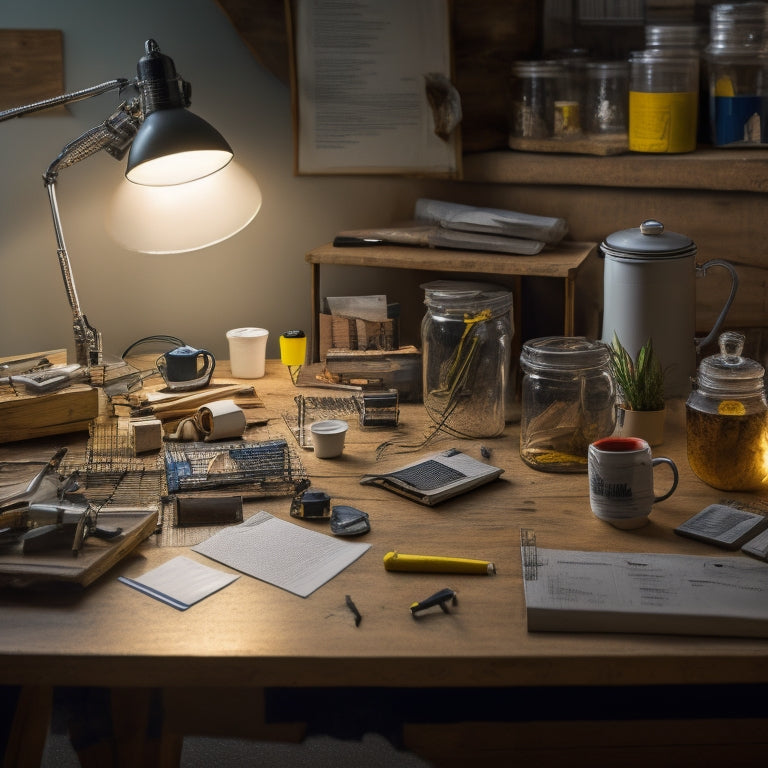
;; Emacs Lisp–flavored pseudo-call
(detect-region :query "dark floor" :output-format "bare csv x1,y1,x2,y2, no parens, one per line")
42,730,433,767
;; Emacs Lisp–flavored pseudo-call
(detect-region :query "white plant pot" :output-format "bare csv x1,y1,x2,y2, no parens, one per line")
614,406,666,447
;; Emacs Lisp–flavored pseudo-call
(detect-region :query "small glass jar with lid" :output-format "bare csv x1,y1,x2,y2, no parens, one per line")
686,331,768,491
509,60,563,139
520,337,616,473
583,61,629,135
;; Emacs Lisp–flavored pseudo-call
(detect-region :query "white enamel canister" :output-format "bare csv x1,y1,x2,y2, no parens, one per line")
600,220,738,398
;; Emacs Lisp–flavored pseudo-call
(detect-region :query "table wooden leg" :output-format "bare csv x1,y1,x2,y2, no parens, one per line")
309,262,321,362
68,687,182,768
112,688,182,768
2,685,52,768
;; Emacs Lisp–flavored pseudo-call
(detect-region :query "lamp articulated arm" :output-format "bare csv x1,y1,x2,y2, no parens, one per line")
2,79,141,368
42,104,142,367
0,40,224,370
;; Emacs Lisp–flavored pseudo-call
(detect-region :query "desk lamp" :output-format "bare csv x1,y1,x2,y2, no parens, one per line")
0,39,261,371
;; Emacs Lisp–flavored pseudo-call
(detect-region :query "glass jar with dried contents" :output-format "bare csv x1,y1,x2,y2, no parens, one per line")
520,337,616,473
686,331,768,491
421,281,513,439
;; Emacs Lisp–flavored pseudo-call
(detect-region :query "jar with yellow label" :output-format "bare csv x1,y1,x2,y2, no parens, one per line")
686,331,768,491
628,48,699,152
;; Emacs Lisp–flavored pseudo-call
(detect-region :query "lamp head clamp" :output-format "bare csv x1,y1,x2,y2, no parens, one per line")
135,39,191,117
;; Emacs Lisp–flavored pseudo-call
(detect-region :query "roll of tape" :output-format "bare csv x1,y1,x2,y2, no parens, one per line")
195,399,246,441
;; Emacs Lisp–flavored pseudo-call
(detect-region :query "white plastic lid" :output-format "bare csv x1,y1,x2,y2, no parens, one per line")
227,327,268,338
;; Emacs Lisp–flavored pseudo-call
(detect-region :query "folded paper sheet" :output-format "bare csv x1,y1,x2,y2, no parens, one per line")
119,555,239,610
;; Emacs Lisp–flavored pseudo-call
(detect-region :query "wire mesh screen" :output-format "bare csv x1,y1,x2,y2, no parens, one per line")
163,438,308,497
61,421,165,512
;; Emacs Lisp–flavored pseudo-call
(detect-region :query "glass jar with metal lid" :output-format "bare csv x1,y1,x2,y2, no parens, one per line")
520,336,616,473
686,331,768,490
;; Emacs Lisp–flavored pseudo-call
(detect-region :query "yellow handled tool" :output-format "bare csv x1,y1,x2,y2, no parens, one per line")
383,551,495,575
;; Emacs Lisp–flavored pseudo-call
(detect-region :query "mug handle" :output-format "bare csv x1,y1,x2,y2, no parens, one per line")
197,350,216,379
652,457,679,503
157,350,216,392
695,259,739,351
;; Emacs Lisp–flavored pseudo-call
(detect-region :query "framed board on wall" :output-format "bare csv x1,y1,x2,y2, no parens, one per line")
286,0,461,177
0,30,64,111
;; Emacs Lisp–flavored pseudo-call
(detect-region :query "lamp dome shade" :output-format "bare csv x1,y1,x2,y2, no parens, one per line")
126,108,233,185
107,160,261,253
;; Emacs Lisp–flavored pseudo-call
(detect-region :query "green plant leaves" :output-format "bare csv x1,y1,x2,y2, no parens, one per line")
609,333,665,411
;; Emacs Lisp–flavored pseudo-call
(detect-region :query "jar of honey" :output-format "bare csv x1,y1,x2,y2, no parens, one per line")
686,331,768,491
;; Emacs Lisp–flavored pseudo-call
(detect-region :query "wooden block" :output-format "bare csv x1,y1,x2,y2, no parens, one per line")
0,384,99,443
131,418,163,453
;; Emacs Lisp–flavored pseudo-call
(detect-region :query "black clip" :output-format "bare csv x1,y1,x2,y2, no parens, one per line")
290,490,331,519
410,587,457,617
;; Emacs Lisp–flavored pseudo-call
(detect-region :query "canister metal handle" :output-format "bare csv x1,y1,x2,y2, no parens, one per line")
695,259,739,350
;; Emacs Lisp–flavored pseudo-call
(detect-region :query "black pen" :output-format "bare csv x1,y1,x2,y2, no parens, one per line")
345,594,362,626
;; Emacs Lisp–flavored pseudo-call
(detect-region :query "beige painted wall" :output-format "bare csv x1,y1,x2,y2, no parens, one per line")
0,0,461,362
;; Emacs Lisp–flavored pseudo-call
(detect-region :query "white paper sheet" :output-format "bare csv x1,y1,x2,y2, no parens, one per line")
191,511,370,597
119,555,239,610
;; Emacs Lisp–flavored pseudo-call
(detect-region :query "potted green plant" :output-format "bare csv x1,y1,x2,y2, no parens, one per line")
608,333,666,446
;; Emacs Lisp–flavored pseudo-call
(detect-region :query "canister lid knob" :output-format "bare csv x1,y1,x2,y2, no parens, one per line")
640,220,664,235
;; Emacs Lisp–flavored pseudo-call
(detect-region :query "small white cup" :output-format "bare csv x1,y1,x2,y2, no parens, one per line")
310,419,348,459
226,327,269,378
588,436,678,530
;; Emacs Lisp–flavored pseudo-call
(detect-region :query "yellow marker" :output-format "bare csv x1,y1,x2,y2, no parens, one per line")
383,551,495,575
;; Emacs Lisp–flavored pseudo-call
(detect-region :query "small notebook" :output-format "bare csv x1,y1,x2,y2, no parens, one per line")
360,448,504,506
674,504,768,551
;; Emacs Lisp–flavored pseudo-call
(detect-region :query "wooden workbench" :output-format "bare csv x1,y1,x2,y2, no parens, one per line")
2,360,768,767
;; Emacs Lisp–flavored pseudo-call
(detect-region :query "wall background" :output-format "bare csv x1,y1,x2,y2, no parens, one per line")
0,0,458,361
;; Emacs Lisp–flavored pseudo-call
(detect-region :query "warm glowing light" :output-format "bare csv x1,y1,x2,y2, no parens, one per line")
126,149,234,186
107,161,261,253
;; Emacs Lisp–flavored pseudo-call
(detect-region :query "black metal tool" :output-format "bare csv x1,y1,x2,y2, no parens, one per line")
410,587,458,617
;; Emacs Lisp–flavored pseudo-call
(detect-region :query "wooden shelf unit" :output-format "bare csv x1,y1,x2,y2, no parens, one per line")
305,240,596,361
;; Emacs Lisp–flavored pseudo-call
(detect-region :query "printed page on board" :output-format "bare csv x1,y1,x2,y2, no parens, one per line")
289,0,460,177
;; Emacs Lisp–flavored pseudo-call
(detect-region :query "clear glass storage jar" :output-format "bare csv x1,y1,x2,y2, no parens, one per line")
628,48,699,152
421,281,513,439
705,2,768,146
583,61,629,135
686,331,768,491
509,60,563,139
520,337,616,473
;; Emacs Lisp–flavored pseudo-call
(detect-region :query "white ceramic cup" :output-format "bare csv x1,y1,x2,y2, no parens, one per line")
310,419,349,459
226,327,269,378
588,436,678,529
